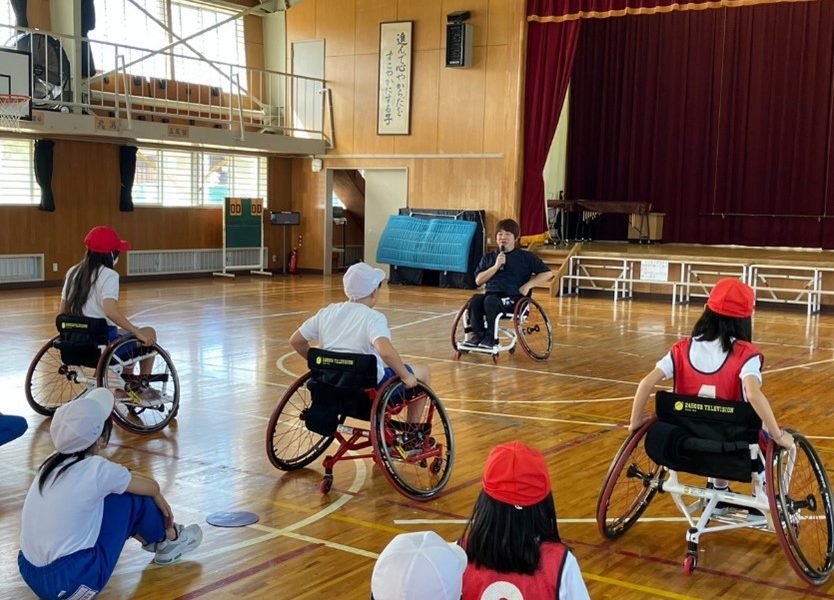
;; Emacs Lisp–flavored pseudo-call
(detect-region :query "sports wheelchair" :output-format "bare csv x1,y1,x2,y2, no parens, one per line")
265,349,455,501
451,293,552,363
25,314,180,434
596,391,834,584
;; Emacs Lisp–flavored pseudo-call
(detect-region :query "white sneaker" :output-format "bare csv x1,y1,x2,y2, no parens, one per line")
153,523,203,565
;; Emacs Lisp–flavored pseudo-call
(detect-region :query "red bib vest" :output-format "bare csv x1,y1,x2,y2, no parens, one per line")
462,542,568,600
670,338,763,402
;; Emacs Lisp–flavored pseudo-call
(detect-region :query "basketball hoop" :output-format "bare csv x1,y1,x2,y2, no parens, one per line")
0,94,30,130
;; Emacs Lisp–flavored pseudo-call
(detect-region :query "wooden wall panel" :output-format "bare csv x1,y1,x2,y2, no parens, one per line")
286,0,318,43
290,161,326,269
352,53,395,154
317,0,357,57
437,45,486,153
356,0,398,55
393,50,440,154
326,55,356,154
397,0,442,51
483,44,509,153
487,0,512,46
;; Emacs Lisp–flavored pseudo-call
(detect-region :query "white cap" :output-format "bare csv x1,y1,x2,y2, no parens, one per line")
371,531,467,600
343,262,385,301
50,388,115,454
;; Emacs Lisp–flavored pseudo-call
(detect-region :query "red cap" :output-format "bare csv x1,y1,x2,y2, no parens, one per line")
707,278,754,318
84,226,131,253
482,441,551,507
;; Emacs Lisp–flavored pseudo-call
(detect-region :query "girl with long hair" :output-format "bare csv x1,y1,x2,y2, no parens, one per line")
18,388,202,599
630,278,795,503
461,441,590,599
61,225,157,378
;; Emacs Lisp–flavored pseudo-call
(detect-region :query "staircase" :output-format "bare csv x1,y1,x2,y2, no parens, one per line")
531,243,580,296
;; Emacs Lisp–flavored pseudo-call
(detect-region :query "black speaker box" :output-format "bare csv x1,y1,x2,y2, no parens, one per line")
445,23,473,68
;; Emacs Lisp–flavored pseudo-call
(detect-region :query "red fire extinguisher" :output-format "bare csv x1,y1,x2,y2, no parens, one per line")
288,234,302,274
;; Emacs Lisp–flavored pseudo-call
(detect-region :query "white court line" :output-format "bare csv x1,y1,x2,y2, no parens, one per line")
113,454,369,575
445,406,619,428
441,395,634,405
403,353,636,386
766,357,834,374
393,517,688,525
275,351,299,378
390,312,457,331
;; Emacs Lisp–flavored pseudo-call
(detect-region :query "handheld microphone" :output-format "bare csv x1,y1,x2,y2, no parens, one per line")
498,245,505,271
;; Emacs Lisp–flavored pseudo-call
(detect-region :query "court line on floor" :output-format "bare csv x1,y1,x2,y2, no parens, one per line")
440,395,634,404
444,406,619,428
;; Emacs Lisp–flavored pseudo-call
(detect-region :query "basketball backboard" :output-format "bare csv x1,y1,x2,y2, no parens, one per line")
0,47,32,120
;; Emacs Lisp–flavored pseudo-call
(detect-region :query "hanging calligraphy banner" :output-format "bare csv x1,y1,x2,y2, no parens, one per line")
377,21,413,135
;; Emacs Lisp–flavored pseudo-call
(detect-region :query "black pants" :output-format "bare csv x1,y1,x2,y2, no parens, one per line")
467,293,520,339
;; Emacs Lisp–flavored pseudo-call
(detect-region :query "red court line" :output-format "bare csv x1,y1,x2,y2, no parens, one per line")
172,543,321,600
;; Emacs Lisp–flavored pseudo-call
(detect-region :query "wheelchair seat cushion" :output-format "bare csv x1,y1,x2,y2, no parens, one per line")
55,314,109,369
644,391,762,482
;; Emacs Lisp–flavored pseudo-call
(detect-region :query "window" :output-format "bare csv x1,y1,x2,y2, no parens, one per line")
135,147,267,207
91,0,246,90
0,139,38,205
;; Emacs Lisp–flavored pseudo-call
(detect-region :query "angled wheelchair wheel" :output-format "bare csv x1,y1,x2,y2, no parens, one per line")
371,380,454,501
25,336,91,416
766,431,834,585
266,372,338,471
98,338,180,434
596,417,665,539
514,297,552,361
450,300,471,354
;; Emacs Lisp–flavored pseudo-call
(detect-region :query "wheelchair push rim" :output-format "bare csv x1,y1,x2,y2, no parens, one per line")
266,372,338,471
25,335,90,416
766,431,834,585
513,296,552,361
98,337,180,434
370,380,454,501
596,417,665,539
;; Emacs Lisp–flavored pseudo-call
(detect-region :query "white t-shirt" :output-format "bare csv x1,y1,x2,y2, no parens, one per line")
560,553,590,600
656,337,763,398
298,301,391,382
61,265,120,326
20,455,131,567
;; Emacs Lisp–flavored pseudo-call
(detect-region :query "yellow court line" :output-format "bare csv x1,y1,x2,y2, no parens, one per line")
583,572,702,600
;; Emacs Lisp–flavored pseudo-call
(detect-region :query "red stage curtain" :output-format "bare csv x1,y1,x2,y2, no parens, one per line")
520,19,580,240
567,1,834,247
528,0,815,21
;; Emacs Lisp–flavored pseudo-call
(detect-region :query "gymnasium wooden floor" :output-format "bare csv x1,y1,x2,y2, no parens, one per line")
1,274,834,599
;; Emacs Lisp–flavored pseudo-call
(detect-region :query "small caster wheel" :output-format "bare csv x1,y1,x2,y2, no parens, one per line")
491,354,498,364
454,351,462,360
509,346,516,354
320,475,333,494
419,459,428,468
430,458,443,474
683,554,697,575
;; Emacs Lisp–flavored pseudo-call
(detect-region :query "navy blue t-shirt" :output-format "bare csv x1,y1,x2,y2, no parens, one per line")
475,248,549,295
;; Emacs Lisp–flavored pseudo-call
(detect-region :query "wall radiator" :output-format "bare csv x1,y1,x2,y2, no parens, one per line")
127,248,267,276
0,253,44,283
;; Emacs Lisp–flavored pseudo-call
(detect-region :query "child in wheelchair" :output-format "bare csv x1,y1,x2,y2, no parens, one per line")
289,262,431,426
61,226,159,398
629,278,794,512
462,219,552,349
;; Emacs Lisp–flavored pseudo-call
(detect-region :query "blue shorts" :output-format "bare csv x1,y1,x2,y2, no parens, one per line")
107,326,140,360
378,364,414,388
